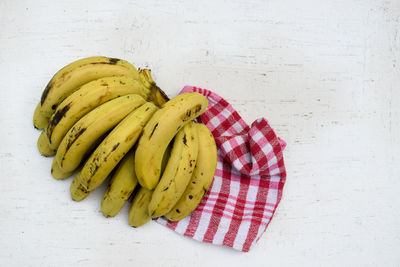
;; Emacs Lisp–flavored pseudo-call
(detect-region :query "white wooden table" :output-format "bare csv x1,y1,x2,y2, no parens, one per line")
1,0,399,266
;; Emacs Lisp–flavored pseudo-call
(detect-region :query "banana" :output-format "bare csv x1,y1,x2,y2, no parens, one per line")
37,131,56,157
101,151,138,217
43,75,149,152
148,122,199,218
165,123,217,221
55,94,145,173
34,56,139,129
70,172,90,201
77,102,158,192
128,187,153,227
33,103,48,129
51,158,74,180
135,92,208,190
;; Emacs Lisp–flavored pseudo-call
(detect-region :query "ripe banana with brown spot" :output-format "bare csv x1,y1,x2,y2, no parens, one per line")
70,172,90,201
77,102,158,192
128,187,153,227
55,94,145,172
101,151,138,217
135,92,208,190
34,56,139,129
43,75,149,153
148,122,198,218
165,123,217,221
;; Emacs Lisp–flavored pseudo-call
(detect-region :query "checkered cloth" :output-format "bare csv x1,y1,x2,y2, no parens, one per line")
156,86,287,252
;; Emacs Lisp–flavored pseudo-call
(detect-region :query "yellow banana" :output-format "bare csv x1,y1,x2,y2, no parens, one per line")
128,187,153,227
101,151,138,218
34,56,139,129
43,75,149,152
165,123,217,221
70,172,90,201
51,158,74,180
148,122,198,218
135,92,208,190
77,102,158,192
55,94,145,172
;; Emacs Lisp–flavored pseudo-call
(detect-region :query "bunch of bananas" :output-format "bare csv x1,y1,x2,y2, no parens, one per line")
34,56,218,227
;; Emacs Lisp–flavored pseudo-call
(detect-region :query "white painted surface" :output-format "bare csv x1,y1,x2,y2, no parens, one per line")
0,0,399,266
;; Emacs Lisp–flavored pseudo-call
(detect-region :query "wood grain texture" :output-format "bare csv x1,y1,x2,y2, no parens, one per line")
0,0,399,266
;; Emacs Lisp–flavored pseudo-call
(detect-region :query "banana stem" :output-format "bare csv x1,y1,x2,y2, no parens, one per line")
138,68,170,107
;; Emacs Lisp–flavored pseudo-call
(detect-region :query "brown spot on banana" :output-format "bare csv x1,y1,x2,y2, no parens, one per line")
183,134,187,145
89,163,99,176
59,69,72,82
108,58,120,65
181,104,203,122
65,128,86,152
87,142,119,178
40,81,53,105
88,60,118,66
96,92,113,106
125,129,140,142
189,160,194,167
104,183,111,195
47,102,72,139
149,123,158,139
138,192,146,203
111,143,120,151
194,105,202,113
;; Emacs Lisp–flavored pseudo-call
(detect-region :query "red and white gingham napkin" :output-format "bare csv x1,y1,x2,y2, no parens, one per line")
156,86,287,252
